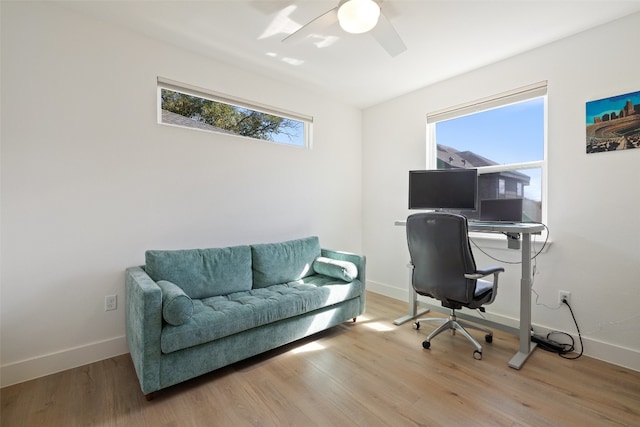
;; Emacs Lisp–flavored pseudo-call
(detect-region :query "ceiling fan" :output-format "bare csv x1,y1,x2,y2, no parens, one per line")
282,0,406,57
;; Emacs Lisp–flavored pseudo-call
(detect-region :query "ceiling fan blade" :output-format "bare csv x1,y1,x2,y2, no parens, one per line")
370,11,406,57
282,7,338,43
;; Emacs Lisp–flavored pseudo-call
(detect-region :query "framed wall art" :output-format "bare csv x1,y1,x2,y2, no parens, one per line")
586,89,640,154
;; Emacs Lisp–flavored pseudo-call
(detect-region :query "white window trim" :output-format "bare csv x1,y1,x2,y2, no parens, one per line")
426,81,547,124
425,81,549,227
476,161,543,174
157,77,313,148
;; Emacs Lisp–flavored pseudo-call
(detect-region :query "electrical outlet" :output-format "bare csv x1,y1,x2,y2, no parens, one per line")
559,290,571,305
105,295,117,311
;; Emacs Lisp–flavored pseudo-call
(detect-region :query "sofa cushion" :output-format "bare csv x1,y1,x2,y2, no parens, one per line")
145,246,252,299
251,236,321,288
160,275,363,354
313,257,358,282
157,280,193,326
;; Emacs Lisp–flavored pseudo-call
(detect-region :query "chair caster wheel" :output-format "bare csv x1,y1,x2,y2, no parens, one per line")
485,334,493,343
413,322,420,330
473,350,482,360
422,340,431,349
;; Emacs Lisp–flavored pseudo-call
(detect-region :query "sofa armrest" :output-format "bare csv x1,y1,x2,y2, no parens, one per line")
321,248,366,285
125,266,163,395
321,249,366,316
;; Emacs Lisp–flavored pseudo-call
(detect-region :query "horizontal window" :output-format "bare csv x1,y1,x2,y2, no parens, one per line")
157,77,312,147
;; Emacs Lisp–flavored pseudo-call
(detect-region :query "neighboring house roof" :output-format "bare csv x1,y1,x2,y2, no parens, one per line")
438,144,494,168
437,144,530,184
161,109,235,135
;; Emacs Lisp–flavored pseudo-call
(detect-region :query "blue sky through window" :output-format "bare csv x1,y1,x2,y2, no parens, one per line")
435,97,544,201
436,97,544,164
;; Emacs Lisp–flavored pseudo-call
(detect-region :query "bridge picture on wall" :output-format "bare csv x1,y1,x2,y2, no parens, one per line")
586,89,640,154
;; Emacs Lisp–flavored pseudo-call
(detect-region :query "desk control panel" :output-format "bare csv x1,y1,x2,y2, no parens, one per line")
506,232,521,249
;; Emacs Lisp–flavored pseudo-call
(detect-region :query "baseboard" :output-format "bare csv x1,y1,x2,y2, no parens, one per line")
3,289,638,387
584,339,640,372
367,285,640,373
1,335,128,388
367,280,408,301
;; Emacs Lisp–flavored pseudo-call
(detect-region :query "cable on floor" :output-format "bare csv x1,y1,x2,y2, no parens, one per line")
536,299,583,360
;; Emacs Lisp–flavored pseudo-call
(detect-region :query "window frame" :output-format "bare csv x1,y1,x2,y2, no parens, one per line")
157,77,313,148
426,81,548,225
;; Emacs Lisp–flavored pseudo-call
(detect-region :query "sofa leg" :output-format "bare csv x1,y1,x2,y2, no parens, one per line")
353,317,357,322
145,392,155,401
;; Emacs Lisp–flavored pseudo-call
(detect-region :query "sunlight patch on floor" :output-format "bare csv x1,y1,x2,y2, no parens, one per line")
291,342,326,354
356,314,394,332
363,321,394,332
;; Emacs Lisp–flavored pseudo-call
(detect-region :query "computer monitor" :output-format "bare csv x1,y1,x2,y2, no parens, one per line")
408,168,478,211
479,198,523,222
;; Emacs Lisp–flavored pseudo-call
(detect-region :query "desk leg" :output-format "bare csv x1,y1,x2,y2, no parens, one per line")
394,264,429,325
393,287,429,325
508,232,537,369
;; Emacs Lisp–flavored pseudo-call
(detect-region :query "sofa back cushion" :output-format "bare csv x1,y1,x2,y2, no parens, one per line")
251,236,321,288
145,245,252,299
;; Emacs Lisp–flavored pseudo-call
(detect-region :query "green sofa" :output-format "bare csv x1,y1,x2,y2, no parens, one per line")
125,236,366,398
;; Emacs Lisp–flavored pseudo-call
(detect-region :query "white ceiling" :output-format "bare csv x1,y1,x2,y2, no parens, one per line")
61,0,640,108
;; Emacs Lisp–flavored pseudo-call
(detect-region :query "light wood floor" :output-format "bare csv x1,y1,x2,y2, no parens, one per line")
2,292,639,426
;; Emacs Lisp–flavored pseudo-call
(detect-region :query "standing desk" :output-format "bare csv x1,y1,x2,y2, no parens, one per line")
394,220,545,370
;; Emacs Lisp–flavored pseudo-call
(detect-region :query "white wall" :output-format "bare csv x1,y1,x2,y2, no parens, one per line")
0,2,362,386
2,2,639,388
363,12,640,371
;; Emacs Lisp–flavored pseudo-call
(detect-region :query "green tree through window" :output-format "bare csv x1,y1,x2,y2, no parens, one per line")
161,89,304,146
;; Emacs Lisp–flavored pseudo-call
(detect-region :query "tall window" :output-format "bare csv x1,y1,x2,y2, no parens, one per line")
426,82,547,223
157,77,312,147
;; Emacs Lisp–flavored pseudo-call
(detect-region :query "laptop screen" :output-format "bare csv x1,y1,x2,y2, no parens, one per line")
480,198,523,222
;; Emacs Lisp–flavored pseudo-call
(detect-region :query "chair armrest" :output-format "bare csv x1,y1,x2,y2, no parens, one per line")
473,266,505,277
125,266,163,395
465,266,504,305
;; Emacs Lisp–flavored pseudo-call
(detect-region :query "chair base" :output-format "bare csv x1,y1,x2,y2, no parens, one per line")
414,310,493,359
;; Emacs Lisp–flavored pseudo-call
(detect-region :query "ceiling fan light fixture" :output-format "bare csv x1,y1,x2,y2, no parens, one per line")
337,0,381,34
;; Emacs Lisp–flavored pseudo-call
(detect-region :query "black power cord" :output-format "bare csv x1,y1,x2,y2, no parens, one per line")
469,223,550,265
534,299,583,359
468,224,584,359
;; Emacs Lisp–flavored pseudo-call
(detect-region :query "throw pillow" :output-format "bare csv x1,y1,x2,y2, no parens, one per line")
157,280,194,326
313,257,358,282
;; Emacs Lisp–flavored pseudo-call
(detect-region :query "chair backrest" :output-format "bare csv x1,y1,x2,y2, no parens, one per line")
406,212,477,308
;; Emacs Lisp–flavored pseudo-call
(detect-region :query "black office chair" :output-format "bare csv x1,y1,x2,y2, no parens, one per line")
406,212,504,359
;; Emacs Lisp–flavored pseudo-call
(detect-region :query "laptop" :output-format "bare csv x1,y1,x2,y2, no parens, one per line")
479,198,523,223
